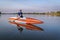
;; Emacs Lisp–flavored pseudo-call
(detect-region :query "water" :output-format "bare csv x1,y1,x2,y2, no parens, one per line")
0,14,60,40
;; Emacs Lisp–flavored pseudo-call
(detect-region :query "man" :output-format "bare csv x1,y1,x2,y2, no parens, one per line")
18,10,23,18
13,10,23,22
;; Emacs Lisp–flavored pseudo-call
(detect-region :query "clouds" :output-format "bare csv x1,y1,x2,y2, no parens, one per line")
0,0,60,13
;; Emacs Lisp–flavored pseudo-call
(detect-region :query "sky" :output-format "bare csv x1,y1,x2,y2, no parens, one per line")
0,0,60,13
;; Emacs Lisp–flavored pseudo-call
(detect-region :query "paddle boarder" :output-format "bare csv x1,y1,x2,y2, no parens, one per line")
13,10,23,22
18,10,23,18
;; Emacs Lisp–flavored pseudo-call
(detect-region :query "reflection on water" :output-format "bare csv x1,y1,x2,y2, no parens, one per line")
0,14,60,40
17,27,23,32
9,21,44,32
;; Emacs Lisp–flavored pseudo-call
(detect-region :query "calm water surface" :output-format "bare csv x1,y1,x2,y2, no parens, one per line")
0,14,60,40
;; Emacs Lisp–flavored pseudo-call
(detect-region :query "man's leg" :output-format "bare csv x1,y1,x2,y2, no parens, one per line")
20,14,23,18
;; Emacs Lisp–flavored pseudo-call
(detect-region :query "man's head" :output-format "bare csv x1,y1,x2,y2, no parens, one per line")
20,10,22,12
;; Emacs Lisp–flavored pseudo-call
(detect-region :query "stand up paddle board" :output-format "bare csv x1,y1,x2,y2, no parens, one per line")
8,17,43,24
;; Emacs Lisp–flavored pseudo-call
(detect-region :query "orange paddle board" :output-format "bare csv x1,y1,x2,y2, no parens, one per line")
8,17,43,24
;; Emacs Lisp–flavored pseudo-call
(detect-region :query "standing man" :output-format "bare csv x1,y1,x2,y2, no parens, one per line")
18,10,23,18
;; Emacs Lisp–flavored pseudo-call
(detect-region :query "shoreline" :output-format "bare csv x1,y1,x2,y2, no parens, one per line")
0,12,60,16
